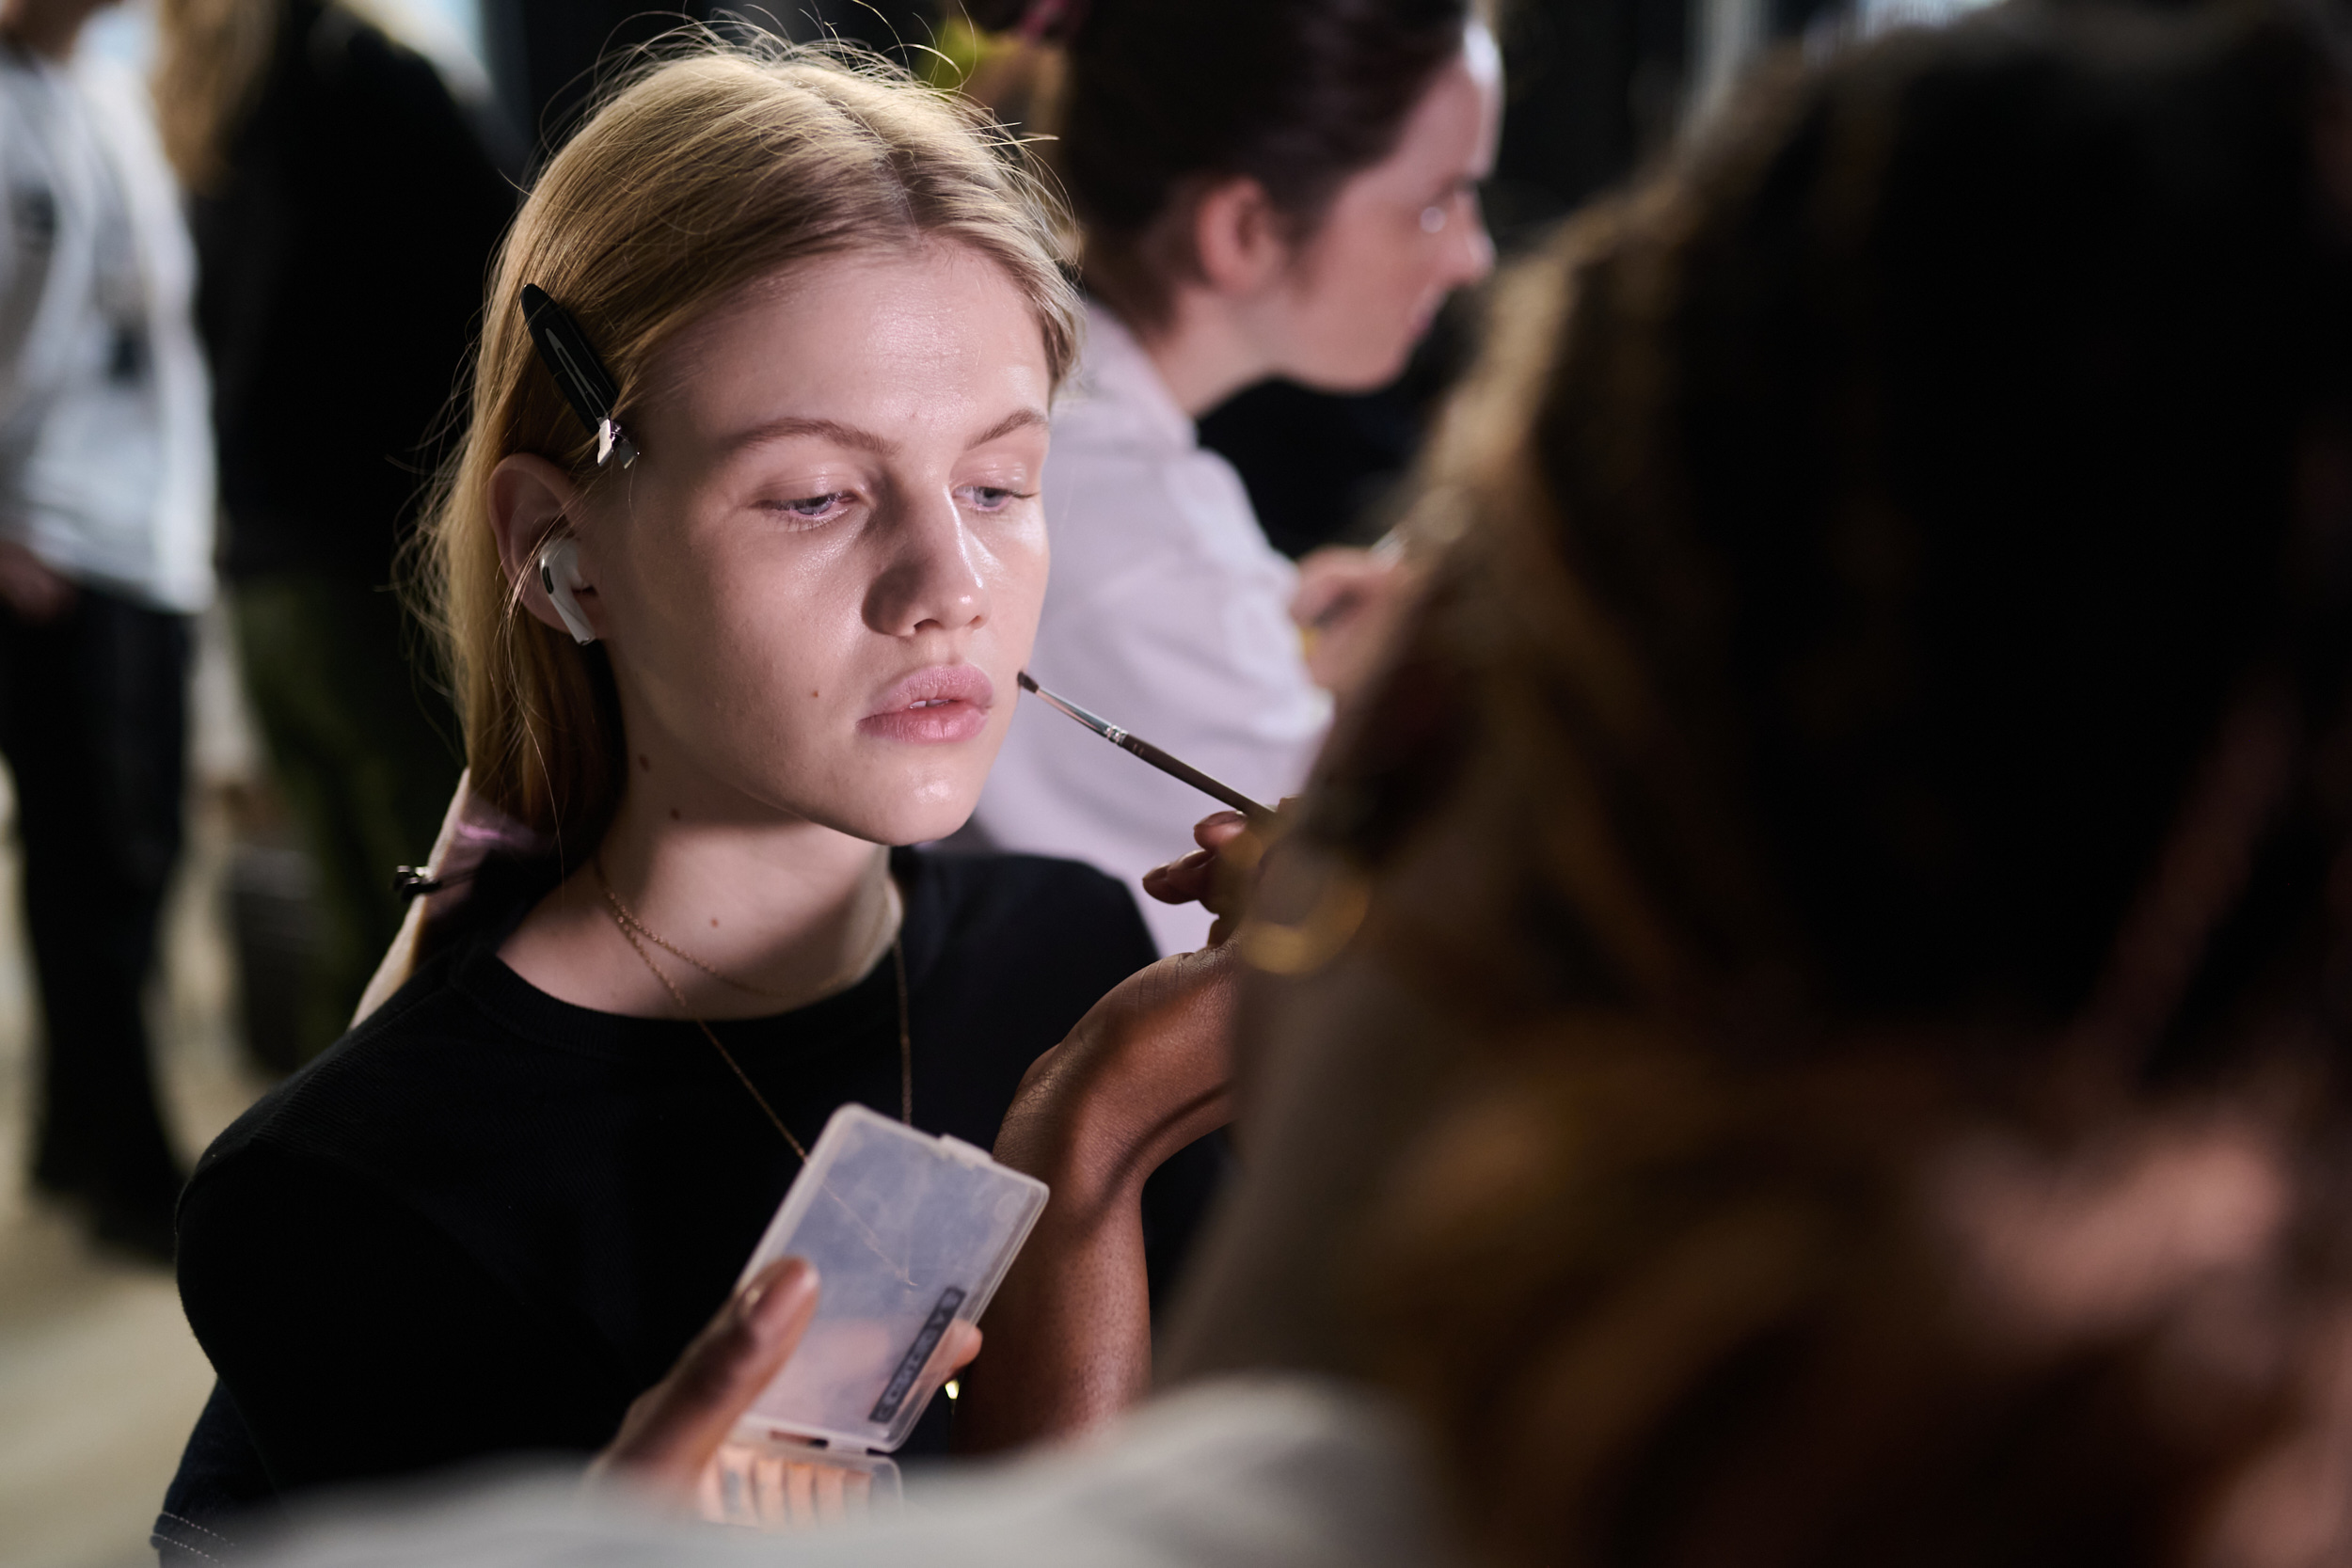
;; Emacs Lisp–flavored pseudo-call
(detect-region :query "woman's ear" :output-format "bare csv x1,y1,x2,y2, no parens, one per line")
1192,176,1288,297
489,453,602,641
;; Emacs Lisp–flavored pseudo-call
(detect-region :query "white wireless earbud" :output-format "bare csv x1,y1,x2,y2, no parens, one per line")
534,537,596,645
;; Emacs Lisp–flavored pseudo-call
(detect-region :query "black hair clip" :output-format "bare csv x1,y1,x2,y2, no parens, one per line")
520,283,638,468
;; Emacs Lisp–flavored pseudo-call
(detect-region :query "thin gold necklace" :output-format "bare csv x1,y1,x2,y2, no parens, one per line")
594,860,912,1162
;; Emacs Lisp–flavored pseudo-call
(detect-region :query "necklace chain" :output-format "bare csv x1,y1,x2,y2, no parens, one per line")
594,861,913,1163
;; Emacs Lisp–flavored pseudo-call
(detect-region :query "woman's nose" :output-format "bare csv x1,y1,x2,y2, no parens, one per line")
862,493,992,638
1450,202,1496,291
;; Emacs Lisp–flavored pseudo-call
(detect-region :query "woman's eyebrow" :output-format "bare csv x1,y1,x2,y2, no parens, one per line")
967,407,1050,448
716,407,1046,456
719,415,889,454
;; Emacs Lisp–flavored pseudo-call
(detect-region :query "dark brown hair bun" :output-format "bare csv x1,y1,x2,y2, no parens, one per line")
967,0,1474,325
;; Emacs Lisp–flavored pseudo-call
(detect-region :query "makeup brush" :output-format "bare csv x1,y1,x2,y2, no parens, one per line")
1017,673,1276,820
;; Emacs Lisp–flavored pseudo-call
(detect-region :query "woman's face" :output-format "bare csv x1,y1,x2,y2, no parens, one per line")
548,245,1054,846
1266,26,1504,390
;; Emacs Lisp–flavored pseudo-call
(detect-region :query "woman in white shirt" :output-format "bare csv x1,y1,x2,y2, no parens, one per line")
0,0,213,1261
966,0,1502,954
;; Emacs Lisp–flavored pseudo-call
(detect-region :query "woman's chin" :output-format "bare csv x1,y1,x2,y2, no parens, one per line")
840,784,988,850
1293,339,1417,397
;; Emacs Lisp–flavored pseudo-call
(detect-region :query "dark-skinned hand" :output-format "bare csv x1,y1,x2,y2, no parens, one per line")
590,1256,979,1524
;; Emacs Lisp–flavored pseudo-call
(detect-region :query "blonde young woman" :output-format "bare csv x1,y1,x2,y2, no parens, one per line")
160,42,1235,1534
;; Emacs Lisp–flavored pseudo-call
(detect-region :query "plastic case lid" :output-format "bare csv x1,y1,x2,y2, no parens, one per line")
731,1103,1050,1453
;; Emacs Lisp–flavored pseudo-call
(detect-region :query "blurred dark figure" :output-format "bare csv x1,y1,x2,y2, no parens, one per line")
1165,0,2352,1560
478,0,929,170
154,0,516,1061
0,0,214,1263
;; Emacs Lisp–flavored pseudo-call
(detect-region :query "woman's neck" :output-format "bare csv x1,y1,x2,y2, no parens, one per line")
1133,289,1279,419
501,790,900,1022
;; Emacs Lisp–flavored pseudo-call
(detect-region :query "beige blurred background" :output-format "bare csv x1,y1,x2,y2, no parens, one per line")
0,609,274,1568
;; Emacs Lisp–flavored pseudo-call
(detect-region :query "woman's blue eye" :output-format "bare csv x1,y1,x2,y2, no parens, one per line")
964,485,1028,511
774,493,846,519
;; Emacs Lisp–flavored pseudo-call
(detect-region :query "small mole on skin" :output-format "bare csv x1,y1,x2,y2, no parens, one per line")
637,753,651,772
669,807,680,821
709,918,719,928
808,689,818,700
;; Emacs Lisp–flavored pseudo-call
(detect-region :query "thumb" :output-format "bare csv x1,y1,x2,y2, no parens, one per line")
591,1257,820,1495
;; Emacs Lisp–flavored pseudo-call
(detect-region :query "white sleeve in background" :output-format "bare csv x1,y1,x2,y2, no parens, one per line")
0,55,89,489
54,56,215,612
0,51,213,611
973,307,1330,955
79,57,215,611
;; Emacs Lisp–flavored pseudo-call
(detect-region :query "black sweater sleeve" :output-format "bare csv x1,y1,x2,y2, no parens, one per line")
176,1145,631,1494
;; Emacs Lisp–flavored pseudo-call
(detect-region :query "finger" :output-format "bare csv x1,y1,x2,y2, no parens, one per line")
911,1319,981,1398
1142,814,1253,906
1289,581,1338,626
1142,847,1217,906
594,1257,819,1492
1193,812,1248,850
1300,584,1372,633
1287,546,1374,625
885,1321,981,1433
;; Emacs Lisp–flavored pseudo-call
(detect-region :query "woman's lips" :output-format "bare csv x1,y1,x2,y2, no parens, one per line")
858,665,995,744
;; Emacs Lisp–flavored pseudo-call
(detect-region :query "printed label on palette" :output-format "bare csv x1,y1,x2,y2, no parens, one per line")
869,1287,966,1422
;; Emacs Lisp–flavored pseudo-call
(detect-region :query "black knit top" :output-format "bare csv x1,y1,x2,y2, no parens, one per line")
163,847,1219,1535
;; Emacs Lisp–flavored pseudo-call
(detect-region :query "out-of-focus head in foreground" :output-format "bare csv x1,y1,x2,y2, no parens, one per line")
1171,0,2352,1561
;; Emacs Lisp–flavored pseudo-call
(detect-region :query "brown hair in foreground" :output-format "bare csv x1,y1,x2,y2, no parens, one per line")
1286,0,2352,1560
414,36,1080,860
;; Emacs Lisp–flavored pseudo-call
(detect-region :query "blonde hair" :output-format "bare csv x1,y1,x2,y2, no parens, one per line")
152,0,282,192
418,41,1082,857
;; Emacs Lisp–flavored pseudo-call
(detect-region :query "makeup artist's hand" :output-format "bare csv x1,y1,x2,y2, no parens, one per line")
1140,811,1256,945
1293,544,1416,707
590,1256,980,1513
961,942,1239,1451
590,1258,820,1497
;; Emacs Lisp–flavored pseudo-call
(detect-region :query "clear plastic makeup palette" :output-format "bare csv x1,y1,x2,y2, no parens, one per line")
729,1102,1050,1457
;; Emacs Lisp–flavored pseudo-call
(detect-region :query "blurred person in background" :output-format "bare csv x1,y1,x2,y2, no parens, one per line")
0,0,213,1263
958,0,1502,955
197,4,2352,1560
152,0,516,1061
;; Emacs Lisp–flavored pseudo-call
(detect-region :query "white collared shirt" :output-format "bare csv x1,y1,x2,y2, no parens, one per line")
0,42,214,612
974,303,1331,954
